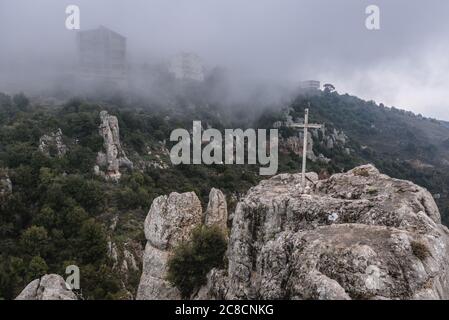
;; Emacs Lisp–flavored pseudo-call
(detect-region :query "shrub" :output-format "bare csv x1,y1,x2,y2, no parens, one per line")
353,167,370,177
20,226,48,256
411,240,430,260
27,256,48,281
78,219,108,264
167,226,227,298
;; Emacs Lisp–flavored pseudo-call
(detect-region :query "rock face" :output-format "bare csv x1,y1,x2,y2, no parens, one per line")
137,188,229,300
108,240,142,274
38,128,67,157
322,128,347,150
280,134,317,161
96,111,133,181
280,127,347,163
15,274,77,300
205,188,228,235
136,192,203,300
199,165,449,300
0,169,12,196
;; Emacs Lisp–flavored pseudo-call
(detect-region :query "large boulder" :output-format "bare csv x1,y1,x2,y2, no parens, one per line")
136,192,203,300
200,164,449,300
15,274,77,300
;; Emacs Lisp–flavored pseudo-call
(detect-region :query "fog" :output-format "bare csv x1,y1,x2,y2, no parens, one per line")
1,0,449,119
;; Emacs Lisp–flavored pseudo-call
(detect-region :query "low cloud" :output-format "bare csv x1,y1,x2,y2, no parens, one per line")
0,0,448,119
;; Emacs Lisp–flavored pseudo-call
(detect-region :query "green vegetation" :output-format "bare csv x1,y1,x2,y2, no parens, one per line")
1,89,448,299
257,91,449,225
411,240,430,261
167,226,227,298
0,93,259,299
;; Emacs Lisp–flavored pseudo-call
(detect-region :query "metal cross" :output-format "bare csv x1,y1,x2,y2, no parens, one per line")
287,105,322,188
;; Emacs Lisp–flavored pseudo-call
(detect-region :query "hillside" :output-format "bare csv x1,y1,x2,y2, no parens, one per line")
258,90,449,225
0,93,262,300
1,89,448,299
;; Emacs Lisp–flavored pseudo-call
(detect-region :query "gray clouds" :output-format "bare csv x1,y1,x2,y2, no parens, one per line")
1,0,448,119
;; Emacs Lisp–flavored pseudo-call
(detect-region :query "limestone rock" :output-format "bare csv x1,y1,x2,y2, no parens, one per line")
0,169,12,196
107,239,142,299
194,269,229,300
16,274,77,300
280,135,317,161
137,192,203,300
200,164,449,300
280,125,347,163
123,246,139,272
321,127,348,150
96,111,133,181
280,136,302,155
38,128,67,157
108,239,142,277
108,241,119,269
205,188,228,235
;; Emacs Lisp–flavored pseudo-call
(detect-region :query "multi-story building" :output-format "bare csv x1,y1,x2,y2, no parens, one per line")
77,26,127,80
300,80,321,91
168,52,205,82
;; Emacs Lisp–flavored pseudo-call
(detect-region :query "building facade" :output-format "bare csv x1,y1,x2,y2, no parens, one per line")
77,26,127,80
300,80,321,91
168,52,205,82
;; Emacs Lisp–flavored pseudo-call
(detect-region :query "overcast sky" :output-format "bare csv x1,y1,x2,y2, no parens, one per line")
1,0,448,119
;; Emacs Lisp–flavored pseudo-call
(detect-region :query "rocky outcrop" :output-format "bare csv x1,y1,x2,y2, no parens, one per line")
322,128,347,150
0,169,12,196
123,244,140,272
136,192,203,300
107,239,142,299
281,137,323,164
108,240,142,274
15,274,77,300
137,187,229,300
199,165,449,300
38,128,67,157
205,188,228,236
280,127,347,163
95,111,133,181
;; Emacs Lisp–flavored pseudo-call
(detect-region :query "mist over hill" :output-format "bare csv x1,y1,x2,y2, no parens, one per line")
2,0,449,119
1,0,449,303
1,81,449,300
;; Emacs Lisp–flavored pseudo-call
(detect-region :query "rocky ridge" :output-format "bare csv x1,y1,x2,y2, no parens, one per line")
15,165,449,300
195,164,449,300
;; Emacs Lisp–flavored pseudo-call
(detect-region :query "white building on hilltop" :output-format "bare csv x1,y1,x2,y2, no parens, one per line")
77,26,127,81
169,52,205,82
300,80,321,91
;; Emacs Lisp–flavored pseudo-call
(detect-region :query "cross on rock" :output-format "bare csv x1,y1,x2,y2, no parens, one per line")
286,104,323,190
